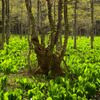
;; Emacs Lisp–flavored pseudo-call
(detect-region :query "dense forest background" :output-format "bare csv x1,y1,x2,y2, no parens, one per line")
0,0,100,37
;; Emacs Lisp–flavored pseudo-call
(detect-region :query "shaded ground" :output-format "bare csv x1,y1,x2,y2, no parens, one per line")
0,67,100,100
0,67,49,91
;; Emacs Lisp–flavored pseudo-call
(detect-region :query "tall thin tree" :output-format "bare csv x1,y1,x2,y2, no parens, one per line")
56,0,62,52
20,1,23,39
37,0,40,35
27,0,32,72
5,0,10,45
1,0,5,49
91,0,94,49
74,0,77,49
40,1,45,48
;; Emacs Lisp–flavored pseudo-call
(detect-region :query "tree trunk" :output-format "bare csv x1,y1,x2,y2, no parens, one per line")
1,0,5,49
60,0,68,61
27,0,33,73
33,46,62,76
25,0,68,76
28,17,32,72
25,28,27,39
53,0,56,32
91,0,94,49
74,0,77,49
56,31,62,52
37,0,40,35
71,21,74,39
5,0,10,45
87,26,89,38
40,1,45,48
56,0,62,52
20,8,23,39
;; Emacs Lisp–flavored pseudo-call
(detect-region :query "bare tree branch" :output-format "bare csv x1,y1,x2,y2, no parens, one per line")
46,0,63,50
54,0,63,45
25,0,36,36
25,0,40,47
46,0,55,31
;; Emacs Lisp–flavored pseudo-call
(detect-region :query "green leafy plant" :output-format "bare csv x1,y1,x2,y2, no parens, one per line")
85,82,96,98
0,90,4,100
4,88,22,100
0,75,8,90
16,78,35,90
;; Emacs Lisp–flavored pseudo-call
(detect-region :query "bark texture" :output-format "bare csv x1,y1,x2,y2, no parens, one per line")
91,0,94,49
33,45,62,75
60,0,68,61
37,0,40,35
74,0,77,49
1,0,5,49
5,0,10,45
25,0,68,76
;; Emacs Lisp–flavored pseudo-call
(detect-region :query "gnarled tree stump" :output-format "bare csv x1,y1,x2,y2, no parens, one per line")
33,45,64,76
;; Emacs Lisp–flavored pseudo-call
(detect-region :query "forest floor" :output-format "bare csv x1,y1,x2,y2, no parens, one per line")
0,67,51,91
0,67,100,100
0,36,100,99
